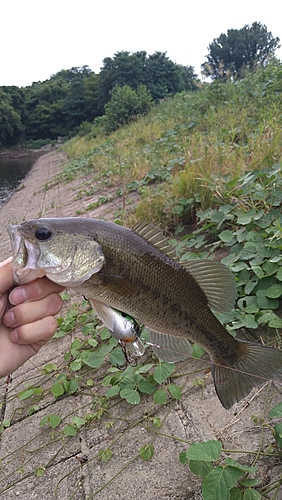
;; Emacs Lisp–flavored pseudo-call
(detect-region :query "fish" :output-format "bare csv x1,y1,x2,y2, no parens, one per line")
8,217,282,409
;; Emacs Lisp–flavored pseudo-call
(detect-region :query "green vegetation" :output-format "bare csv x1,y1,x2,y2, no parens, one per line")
0,53,197,147
1,60,282,498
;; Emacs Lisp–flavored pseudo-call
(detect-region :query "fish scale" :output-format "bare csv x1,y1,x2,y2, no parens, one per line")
8,217,282,409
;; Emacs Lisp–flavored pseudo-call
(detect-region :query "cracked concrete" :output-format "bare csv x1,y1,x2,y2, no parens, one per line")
0,150,281,499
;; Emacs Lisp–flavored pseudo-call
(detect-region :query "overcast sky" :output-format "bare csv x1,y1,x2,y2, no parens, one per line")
1,0,281,88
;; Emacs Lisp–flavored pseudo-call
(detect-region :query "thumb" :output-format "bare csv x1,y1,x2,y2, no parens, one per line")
0,295,7,319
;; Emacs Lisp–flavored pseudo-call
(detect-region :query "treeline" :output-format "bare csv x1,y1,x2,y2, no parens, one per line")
0,51,198,147
1,23,280,148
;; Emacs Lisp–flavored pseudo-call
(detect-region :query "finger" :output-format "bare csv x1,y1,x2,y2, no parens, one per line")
9,277,64,305
0,295,7,317
10,316,59,346
0,260,14,297
0,257,13,268
4,293,63,328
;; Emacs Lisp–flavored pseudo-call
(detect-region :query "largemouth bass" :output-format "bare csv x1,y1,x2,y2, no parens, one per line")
8,217,282,409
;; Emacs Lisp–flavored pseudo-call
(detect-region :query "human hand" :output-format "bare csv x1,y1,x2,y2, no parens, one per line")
0,257,64,378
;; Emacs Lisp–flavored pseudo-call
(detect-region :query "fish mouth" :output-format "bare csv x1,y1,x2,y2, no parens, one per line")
8,224,45,284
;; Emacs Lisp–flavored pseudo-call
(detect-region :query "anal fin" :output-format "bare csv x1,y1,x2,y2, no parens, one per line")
146,329,192,363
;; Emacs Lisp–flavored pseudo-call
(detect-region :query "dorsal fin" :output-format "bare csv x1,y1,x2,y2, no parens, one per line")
132,222,177,259
182,259,236,313
133,222,236,314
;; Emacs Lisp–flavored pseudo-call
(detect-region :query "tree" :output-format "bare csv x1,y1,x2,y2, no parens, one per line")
0,89,23,146
104,84,152,132
98,51,195,110
202,22,280,80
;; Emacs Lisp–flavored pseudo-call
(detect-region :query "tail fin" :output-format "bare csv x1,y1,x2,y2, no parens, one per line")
212,340,282,409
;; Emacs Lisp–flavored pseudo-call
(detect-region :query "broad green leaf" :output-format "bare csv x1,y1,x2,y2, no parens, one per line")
237,296,259,313
49,414,62,429
224,458,257,473
243,314,258,329
265,284,282,298
240,479,261,487
237,210,256,225
269,317,282,328
186,440,222,461
276,267,282,281
105,385,120,398
135,363,154,374
39,416,48,427
138,379,156,394
119,373,140,390
71,339,81,349
88,338,98,347
202,466,243,500
63,424,77,436
243,489,261,500
153,362,174,384
189,459,213,479
139,443,154,461
250,265,264,279
153,417,161,428
100,327,111,340
99,344,114,356
109,347,125,366
120,388,140,404
168,384,182,399
68,379,79,394
153,389,167,404
19,389,34,400
256,290,279,309
51,383,64,397
83,351,104,368
179,451,189,464
219,230,234,242
72,416,86,428
192,344,206,359
262,261,278,275
70,360,82,371
230,488,243,500
269,402,282,419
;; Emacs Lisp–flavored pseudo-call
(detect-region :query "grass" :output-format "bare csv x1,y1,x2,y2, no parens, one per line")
60,60,282,229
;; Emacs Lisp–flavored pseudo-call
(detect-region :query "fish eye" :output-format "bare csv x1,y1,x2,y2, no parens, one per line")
35,226,52,241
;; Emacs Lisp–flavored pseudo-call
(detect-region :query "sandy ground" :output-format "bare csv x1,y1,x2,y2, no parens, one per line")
0,150,281,499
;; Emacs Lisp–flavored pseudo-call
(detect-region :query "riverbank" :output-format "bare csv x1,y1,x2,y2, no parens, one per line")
0,150,66,258
0,150,280,500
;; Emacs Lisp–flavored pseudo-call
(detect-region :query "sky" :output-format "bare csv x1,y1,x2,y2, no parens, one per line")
1,0,281,88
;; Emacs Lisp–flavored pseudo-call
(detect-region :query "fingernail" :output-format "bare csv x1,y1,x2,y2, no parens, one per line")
9,287,27,305
10,330,19,343
4,310,16,326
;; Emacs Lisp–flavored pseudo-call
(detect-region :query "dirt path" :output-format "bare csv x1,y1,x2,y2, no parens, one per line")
0,150,281,499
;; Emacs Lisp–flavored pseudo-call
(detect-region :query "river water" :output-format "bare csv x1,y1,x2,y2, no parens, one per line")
0,153,41,209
